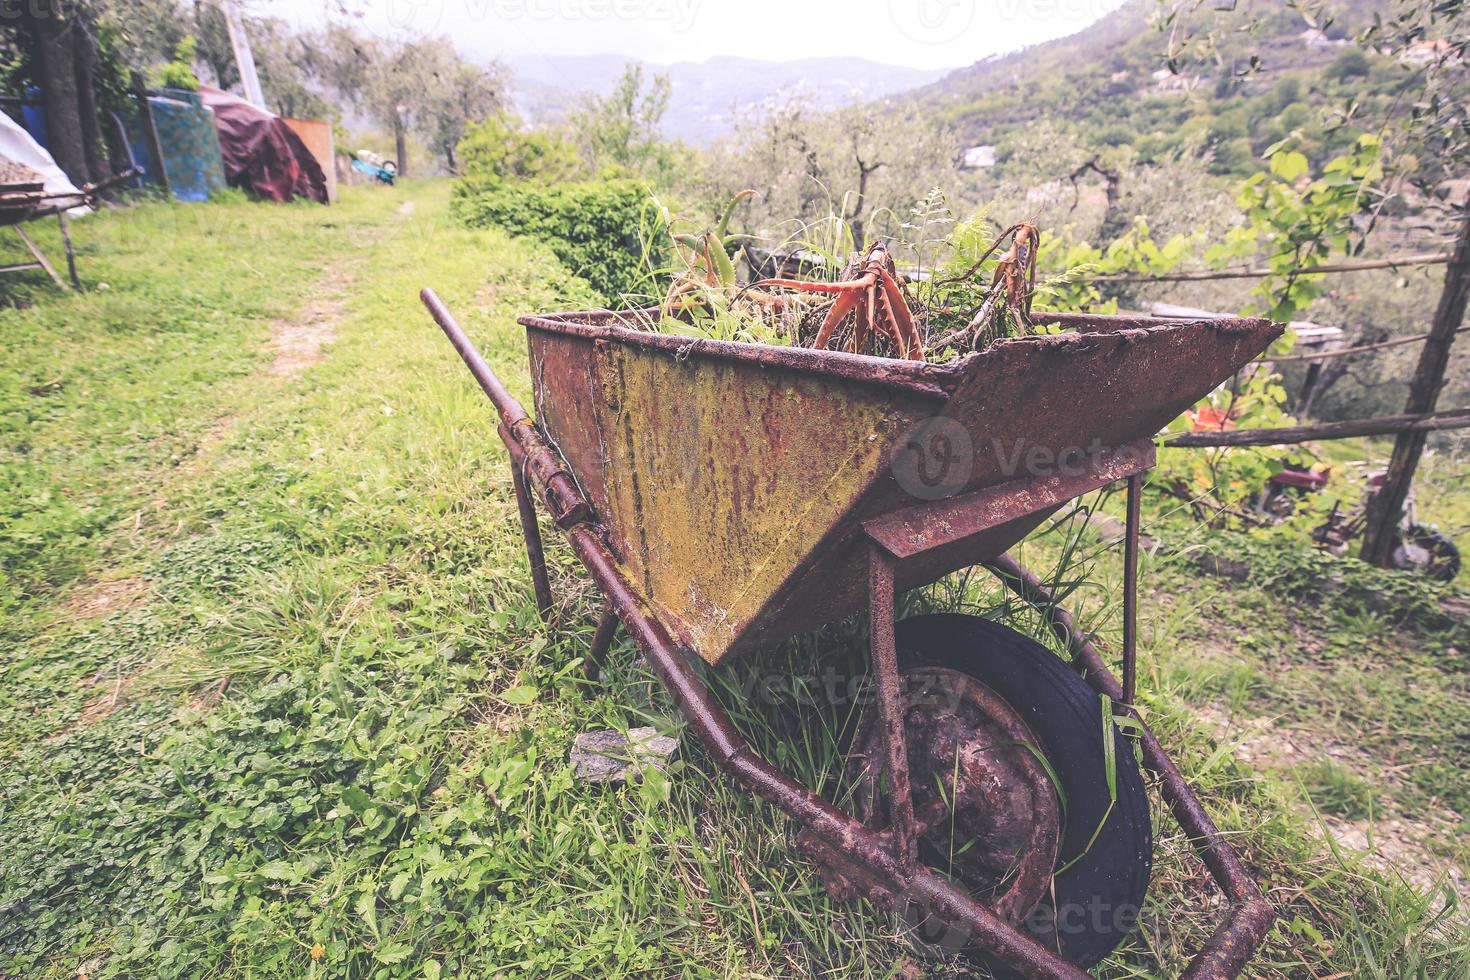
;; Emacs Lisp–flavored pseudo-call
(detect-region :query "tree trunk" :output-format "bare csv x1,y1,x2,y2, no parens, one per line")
1360,189,1470,566
1296,356,1351,419
443,142,456,176
846,157,881,253
72,14,109,186
27,1,90,186
394,113,408,178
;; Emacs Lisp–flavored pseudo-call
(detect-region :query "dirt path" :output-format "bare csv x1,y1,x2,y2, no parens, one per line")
49,196,417,735
267,269,352,378
1197,703,1469,896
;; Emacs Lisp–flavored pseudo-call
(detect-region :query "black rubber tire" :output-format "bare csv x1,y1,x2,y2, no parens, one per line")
1394,525,1461,583
895,614,1152,969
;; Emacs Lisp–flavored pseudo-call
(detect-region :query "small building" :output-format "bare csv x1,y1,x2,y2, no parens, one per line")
960,144,997,170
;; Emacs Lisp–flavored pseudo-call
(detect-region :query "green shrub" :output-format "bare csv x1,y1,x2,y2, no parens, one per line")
452,179,651,303
457,113,582,185
150,36,201,92
1325,49,1372,83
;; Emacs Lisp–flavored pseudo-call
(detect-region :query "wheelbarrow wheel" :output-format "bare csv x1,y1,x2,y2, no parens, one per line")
845,614,1151,969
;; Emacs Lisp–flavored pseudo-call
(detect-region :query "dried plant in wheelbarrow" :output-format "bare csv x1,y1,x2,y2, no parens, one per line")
642,200,1053,364
754,240,926,360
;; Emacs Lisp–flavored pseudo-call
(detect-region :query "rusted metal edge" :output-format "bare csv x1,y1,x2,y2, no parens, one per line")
519,311,963,399
867,545,917,864
986,555,1276,978
863,439,1156,560
518,310,1279,409
1034,312,1278,335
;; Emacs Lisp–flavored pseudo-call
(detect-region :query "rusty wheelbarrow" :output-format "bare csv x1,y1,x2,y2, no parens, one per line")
421,289,1282,979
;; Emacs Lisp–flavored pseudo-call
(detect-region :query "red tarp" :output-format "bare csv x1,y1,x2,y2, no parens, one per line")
199,86,328,204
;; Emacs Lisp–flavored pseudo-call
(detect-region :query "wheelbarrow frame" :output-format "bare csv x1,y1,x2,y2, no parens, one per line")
422,290,1274,979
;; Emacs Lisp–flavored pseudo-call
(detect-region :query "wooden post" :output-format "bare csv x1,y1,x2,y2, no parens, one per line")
1361,189,1470,567
130,72,170,198
57,212,79,288
222,0,266,109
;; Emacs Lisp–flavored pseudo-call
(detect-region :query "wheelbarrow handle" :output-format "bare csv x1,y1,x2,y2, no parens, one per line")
423,288,590,529
422,287,533,433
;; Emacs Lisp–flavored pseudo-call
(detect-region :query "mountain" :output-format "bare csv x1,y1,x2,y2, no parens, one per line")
909,0,1394,177
499,53,948,144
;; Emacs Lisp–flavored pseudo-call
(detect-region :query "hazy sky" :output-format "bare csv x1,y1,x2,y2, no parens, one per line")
269,0,1129,69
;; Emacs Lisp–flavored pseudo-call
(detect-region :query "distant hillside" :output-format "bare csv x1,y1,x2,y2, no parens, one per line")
912,0,1400,177
500,54,948,144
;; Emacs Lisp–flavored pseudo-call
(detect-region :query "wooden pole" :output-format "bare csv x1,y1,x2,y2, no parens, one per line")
221,0,266,109
1084,252,1452,283
57,211,79,288
1263,327,1469,363
1361,191,1470,567
1165,408,1470,448
130,72,170,198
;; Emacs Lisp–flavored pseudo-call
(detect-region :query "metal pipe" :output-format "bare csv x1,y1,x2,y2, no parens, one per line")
586,604,619,681
987,555,1275,922
868,543,917,864
429,289,587,528
510,458,554,620
1122,473,1142,705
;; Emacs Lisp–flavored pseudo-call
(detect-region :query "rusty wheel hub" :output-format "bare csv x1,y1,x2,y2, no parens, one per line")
834,666,1060,925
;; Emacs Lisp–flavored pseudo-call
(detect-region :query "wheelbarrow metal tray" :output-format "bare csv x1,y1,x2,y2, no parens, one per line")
520,310,1280,666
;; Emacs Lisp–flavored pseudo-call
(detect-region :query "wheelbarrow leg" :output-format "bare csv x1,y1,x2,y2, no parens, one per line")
868,542,918,865
510,460,554,620
1121,471,1143,705
585,603,619,681
57,212,80,289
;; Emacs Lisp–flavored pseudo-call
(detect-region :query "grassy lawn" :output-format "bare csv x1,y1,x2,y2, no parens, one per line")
1,182,1467,978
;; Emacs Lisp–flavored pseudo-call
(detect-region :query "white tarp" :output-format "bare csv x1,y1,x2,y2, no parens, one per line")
0,109,88,215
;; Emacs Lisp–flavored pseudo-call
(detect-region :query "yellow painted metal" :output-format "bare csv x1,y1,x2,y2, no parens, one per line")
595,341,924,663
